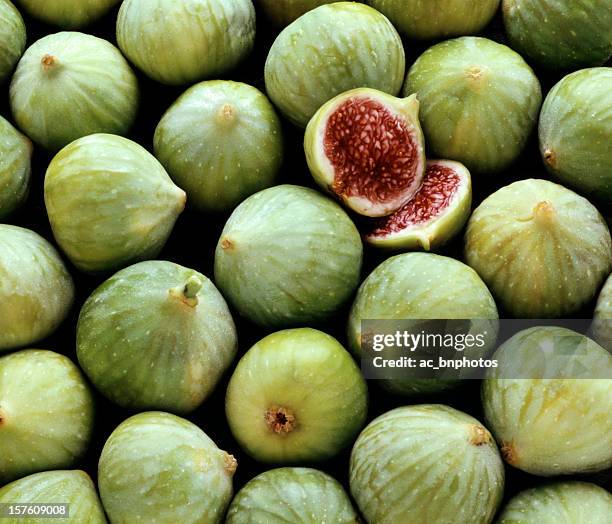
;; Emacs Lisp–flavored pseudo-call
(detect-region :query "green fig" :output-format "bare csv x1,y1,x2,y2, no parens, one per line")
0,0,26,83
14,0,121,28
256,0,336,27
0,115,31,220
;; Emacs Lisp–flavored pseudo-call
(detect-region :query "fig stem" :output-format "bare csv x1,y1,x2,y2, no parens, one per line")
183,275,203,300
223,453,238,475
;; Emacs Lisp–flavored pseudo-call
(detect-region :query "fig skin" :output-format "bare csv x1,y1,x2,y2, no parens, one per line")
592,274,611,349
350,405,504,524
0,470,107,523
98,411,236,524
367,0,501,40
256,0,335,27
44,134,186,274
0,0,26,83
117,0,256,86
497,481,612,524
154,80,283,213
347,252,498,395
539,68,612,205
304,87,426,217
405,37,541,174
14,0,121,28
0,225,74,352
0,115,32,220
77,261,237,414
225,328,368,464
465,179,612,318
226,467,359,524
0,350,95,484
482,327,612,476
215,184,363,328
10,32,139,151
503,0,612,70
265,2,405,127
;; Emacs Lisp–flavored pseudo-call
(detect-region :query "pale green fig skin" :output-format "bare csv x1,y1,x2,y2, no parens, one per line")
367,0,500,40
503,0,612,70
215,185,363,328
98,411,236,524
304,88,426,217
347,252,498,395
10,32,139,151
226,467,359,524
225,328,368,463
592,274,611,349
256,0,336,27
0,0,26,83
0,350,94,484
0,470,107,523
77,261,237,414
483,327,612,476
154,81,283,213
405,37,542,174
350,405,504,524
15,0,121,28
44,134,186,274
539,68,612,204
465,179,612,318
117,0,256,86
0,226,74,351
265,2,406,127
497,481,612,524
0,115,32,220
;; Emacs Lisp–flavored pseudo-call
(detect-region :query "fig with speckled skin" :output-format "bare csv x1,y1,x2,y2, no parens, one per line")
256,0,335,26
225,328,368,463
465,179,611,318
350,405,504,524
265,2,405,127
14,0,121,28
226,467,359,524
0,115,31,220
44,134,186,274
98,411,236,524
215,184,362,328
0,225,74,352
77,261,237,414
0,0,26,83
0,470,107,523
405,37,541,174
10,32,138,151
0,350,94,484
154,81,283,213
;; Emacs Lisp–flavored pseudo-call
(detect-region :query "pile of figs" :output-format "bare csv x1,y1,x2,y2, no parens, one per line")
0,0,610,523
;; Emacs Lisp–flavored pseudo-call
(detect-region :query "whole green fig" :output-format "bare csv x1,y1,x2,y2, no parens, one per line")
0,0,26,83
0,225,74,352
0,115,31,220
256,0,335,26
14,0,121,28
77,261,237,414
44,134,186,273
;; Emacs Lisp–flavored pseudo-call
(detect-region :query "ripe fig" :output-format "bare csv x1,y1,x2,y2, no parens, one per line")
265,2,405,127
465,179,612,318
154,80,283,213
0,115,31,220
483,326,612,475
98,411,236,524
44,134,186,274
0,470,107,523
503,0,612,70
14,0,121,28
592,274,611,349
0,225,74,352
77,261,237,414
225,328,368,463
256,0,335,27
350,405,504,524
348,252,498,395
0,0,25,83
0,350,94,484
405,37,541,174
117,0,256,86
497,481,612,524
10,32,139,151
539,68,612,204
215,185,362,328
226,467,359,524
367,0,501,40
366,159,472,250
304,87,426,217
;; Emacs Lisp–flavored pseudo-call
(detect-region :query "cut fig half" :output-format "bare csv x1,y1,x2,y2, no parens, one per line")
304,87,426,217
365,159,472,251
